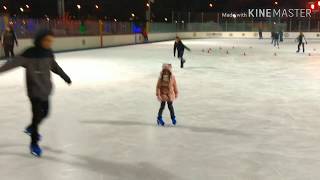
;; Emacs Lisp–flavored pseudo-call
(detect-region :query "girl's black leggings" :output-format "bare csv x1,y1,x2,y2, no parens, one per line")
158,101,175,119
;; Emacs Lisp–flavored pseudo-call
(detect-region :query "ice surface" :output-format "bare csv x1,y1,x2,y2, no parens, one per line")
1,39,320,180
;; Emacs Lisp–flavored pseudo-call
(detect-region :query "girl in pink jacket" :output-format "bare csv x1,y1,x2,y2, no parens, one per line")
156,64,179,126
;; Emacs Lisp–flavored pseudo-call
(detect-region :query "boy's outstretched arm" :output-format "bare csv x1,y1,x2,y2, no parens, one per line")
0,57,27,73
51,59,72,84
183,44,191,51
304,37,308,44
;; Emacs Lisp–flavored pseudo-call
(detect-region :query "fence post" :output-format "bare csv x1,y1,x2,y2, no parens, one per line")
201,12,204,24
298,21,301,32
289,20,292,32
308,18,311,32
175,21,178,32
318,21,320,32
226,21,228,31
251,20,254,32
188,11,191,23
171,10,174,24
57,0,65,17
99,20,103,47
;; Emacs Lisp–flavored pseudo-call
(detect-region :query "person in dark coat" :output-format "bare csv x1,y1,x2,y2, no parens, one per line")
174,36,190,68
0,29,72,157
274,32,280,48
296,32,307,53
1,26,18,58
142,27,149,43
279,30,284,42
258,28,263,39
271,31,275,44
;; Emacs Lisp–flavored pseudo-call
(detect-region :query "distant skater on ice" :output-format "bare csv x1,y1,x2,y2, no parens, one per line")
271,31,275,44
174,36,191,68
274,32,280,49
296,32,307,53
1,25,18,58
279,30,284,42
0,29,72,157
258,28,263,39
156,64,179,126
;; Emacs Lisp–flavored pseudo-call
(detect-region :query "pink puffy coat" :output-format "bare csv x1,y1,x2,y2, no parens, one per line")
156,64,179,102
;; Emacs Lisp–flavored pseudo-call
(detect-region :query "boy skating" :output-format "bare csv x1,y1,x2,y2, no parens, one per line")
0,29,72,157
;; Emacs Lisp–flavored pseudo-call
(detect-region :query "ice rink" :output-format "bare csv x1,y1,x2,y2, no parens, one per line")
1,38,320,180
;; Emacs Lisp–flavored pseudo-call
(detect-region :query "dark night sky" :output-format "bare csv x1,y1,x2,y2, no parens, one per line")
0,0,311,19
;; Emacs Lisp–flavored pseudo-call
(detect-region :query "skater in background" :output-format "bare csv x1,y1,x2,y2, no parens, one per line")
258,28,263,39
142,27,149,43
174,36,190,69
279,30,284,42
156,64,178,126
271,31,275,44
1,25,18,58
274,32,280,48
296,32,307,53
0,29,72,157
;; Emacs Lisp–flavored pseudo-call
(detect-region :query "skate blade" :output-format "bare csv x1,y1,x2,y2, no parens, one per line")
24,131,31,136
157,124,176,128
31,152,41,158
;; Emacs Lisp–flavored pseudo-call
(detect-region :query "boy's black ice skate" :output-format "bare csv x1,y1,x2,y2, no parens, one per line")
24,127,42,141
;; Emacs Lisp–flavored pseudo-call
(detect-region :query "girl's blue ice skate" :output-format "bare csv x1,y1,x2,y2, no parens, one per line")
171,116,177,126
157,116,165,126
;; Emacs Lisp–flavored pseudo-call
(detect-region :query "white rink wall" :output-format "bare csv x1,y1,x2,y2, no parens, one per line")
2,31,320,57
14,34,140,54
148,32,177,42
6,33,177,56
177,31,320,39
